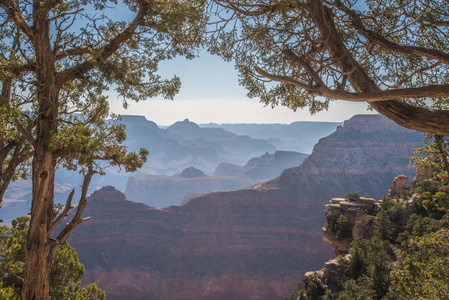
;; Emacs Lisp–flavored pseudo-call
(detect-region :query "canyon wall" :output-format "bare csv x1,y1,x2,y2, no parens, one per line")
71,186,325,300
69,115,424,300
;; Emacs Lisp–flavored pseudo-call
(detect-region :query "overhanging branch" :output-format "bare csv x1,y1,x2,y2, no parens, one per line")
56,2,147,85
335,0,449,64
256,67,449,102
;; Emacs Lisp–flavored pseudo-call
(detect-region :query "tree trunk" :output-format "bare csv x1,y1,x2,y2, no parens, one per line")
307,0,449,136
22,3,58,298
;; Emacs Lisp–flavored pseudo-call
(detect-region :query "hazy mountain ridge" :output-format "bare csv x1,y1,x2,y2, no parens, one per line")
2,116,336,222
125,150,308,207
200,121,341,153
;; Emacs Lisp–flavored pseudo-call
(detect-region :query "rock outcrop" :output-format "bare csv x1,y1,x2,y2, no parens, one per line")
322,197,379,257
388,175,408,197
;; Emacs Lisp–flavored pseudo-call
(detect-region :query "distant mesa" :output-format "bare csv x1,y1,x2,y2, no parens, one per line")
167,118,200,135
89,185,126,203
178,166,207,179
119,115,159,130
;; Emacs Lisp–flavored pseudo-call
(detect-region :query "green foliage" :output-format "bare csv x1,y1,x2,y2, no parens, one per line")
347,244,367,280
336,277,374,300
0,217,106,299
413,180,449,218
285,272,327,300
336,215,352,240
410,134,449,180
0,281,20,300
390,229,449,299
374,210,392,242
326,215,352,241
289,178,449,299
51,116,148,174
345,193,360,202
0,216,29,280
379,196,403,223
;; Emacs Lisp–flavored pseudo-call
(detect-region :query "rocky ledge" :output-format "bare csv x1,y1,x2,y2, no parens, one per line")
322,197,379,257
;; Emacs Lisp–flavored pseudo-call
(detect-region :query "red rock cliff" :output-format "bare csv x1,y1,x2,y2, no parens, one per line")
70,186,325,300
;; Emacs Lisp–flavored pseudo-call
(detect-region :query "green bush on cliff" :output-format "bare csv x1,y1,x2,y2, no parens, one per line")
0,216,106,299
287,179,449,300
326,215,352,241
345,193,360,202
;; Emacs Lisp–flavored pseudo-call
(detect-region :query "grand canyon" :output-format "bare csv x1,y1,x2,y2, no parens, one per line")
65,114,424,299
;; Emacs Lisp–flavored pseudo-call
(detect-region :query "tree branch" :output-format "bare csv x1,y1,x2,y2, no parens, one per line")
56,3,147,85
47,189,74,236
300,0,449,136
0,0,35,42
55,47,92,60
15,119,37,148
335,0,449,64
52,169,97,255
256,66,449,102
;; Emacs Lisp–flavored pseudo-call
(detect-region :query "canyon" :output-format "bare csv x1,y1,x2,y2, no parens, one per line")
125,151,308,207
67,115,425,299
0,117,334,223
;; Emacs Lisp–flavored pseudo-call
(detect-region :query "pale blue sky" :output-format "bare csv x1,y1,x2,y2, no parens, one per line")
108,52,377,126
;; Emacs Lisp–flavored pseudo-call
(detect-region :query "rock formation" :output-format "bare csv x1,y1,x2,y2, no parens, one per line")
322,197,379,257
200,121,342,153
70,115,425,300
388,175,408,197
125,171,256,207
214,151,308,180
69,186,328,300
262,115,423,200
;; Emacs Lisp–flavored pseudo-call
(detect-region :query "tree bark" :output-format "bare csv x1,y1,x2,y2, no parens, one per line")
21,2,58,299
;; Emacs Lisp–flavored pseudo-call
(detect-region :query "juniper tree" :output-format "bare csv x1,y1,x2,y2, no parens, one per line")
208,0,449,135
0,0,207,298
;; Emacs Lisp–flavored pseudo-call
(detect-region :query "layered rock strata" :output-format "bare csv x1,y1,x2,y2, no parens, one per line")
322,197,379,257
70,186,328,300
71,115,425,300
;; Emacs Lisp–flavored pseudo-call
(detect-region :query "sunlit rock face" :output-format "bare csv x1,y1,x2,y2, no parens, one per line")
70,115,424,300
263,115,423,200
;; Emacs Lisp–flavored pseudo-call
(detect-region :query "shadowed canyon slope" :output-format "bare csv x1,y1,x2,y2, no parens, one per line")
68,115,424,300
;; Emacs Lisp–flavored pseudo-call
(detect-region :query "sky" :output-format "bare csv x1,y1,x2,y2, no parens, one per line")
108,52,378,126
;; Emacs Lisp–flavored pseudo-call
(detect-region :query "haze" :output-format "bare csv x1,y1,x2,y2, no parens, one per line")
108,53,377,126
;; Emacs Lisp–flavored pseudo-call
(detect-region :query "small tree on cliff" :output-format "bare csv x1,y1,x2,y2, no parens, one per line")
0,0,206,298
209,0,449,135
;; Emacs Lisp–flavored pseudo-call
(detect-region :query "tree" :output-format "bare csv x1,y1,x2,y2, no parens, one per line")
0,216,106,299
209,0,449,135
411,134,449,180
0,0,206,298
391,229,449,299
